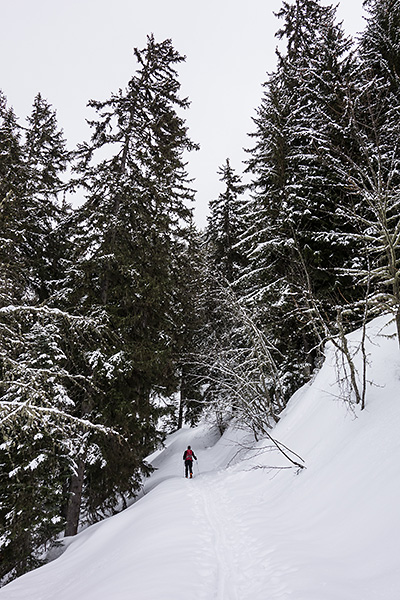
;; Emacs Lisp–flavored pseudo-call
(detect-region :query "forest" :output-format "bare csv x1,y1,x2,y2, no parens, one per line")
1,0,400,585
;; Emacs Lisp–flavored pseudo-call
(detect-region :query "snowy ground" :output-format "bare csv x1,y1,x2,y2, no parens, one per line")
2,313,400,599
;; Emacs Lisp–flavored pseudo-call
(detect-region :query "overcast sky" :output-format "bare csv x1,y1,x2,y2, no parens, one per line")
1,0,365,228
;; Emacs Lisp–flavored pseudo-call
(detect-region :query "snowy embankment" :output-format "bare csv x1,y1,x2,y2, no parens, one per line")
2,314,400,600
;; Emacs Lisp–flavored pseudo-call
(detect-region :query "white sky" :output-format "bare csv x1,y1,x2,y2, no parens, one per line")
1,0,365,228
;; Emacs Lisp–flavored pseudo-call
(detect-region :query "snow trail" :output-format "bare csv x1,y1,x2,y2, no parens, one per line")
188,472,291,600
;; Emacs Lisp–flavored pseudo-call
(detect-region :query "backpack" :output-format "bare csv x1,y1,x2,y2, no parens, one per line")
185,448,193,461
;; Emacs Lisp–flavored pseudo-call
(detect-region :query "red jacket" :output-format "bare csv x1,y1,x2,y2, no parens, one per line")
183,449,197,461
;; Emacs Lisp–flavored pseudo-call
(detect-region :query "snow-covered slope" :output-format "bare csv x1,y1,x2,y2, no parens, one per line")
2,314,400,600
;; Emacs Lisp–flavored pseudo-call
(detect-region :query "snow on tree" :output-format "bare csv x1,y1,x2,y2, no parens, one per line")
23,92,70,299
239,0,359,400
320,0,400,343
206,159,246,283
59,35,199,535
0,95,111,582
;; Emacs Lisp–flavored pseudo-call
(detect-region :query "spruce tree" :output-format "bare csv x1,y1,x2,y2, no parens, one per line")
360,0,400,95
329,0,400,341
23,92,70,298
241,0,359,400
0,94,111,582
0,92,29,301
271,0,357,302
206,159,246,283
175,226,207,429
0,95,74,582
59,35,198,533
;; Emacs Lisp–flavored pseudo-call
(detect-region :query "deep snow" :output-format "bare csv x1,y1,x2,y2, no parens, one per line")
2,313,400,599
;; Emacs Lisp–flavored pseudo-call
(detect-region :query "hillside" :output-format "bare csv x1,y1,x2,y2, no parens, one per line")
2,313,400,600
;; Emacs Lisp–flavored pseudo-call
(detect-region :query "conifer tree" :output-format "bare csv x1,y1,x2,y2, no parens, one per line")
24,93,68,201
0,92,69,302
176,226,207,429
206,159,246,283
325,0,400,342
59,35,198,533
23,92,69,297
0,92,29,302
241,0,358,399
360,0,400,95
0,95,83,582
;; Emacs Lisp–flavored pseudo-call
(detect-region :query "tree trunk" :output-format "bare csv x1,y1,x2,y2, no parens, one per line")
396,305,400,349
177,386,184,430
64,459,85,537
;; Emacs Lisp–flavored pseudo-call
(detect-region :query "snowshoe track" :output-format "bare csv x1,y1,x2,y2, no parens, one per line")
188,474,291,600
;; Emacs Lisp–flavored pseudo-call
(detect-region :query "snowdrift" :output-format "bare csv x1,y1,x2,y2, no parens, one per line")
2,313,400,599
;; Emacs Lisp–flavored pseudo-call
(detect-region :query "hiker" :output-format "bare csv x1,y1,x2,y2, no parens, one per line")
183,445,197,478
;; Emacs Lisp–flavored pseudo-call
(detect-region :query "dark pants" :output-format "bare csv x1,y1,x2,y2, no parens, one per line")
185,460,193,477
